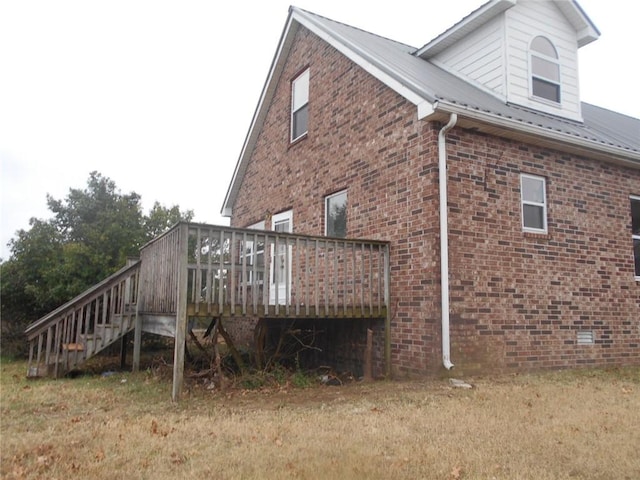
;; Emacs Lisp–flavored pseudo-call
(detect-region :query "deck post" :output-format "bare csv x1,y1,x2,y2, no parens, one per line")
172,222,189,402
132,264,142,373
384,244,391,378
120,333,128,369
132,311,142,372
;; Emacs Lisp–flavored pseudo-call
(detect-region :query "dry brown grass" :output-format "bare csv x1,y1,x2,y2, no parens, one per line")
1,357,639,480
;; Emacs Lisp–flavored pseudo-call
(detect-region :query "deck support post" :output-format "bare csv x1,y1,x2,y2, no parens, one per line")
120,333,128,369
172,223,189,402
132,313,142,372
383,244,391,378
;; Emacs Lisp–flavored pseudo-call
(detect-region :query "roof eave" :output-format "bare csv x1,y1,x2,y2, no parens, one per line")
561,0,601,47
222,7,437,217
415,0,516,59
292,8,433,107
428,101,640,169
416,0,600,58
221,9,299,218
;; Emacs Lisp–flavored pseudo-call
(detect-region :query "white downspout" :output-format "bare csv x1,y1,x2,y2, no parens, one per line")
438,113,457,370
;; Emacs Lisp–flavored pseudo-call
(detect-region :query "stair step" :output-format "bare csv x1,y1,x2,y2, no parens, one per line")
81,334,103,340
63,343,85,352
27,365,53,378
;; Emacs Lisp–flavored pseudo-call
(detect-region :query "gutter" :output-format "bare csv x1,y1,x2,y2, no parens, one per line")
432,101,640,168
438,113,457,370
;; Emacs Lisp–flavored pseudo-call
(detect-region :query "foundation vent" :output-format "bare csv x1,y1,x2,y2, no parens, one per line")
577,330,595,345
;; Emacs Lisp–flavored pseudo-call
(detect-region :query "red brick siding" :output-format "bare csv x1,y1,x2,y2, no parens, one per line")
230,26,640,374
446,131,640,372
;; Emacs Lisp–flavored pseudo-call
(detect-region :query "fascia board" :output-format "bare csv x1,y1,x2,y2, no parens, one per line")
415,0,516,58
223,8,435,216
431,101,640,168
558,0,600,47
292,9,432,108
221,12,298,217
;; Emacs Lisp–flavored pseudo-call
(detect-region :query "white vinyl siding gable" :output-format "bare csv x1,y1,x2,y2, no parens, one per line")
504,0,582,121
432,15,506,97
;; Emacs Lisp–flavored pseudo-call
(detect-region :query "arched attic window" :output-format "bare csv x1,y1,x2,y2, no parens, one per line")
530,36,560,103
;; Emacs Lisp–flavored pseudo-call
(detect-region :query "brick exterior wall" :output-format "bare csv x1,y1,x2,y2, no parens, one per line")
446,131,640,372
229,26,640,375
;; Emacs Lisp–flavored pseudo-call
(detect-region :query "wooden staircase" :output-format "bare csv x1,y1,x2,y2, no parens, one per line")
25,260,141,378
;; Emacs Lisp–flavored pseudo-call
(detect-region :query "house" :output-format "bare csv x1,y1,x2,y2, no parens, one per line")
25,1,639,397
221,0,640,375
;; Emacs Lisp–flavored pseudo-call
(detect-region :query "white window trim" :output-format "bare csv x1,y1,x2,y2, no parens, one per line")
631,195,640,281
325,190,348,237
270,210,293,305
529,37,561,105
243,220,266,286
290,69,309,142
521,174,547,234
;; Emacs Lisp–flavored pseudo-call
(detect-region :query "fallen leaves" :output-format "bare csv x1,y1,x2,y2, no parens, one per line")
449,465,464,479
170,452,187,465
94,449,105,462
151,419,171,437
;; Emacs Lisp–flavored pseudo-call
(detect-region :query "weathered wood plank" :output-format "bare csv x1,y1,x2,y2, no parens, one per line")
26,222,391,386
172,222,189,402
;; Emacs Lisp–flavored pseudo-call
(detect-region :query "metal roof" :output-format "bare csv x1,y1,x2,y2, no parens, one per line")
222,5,640,216
293,7,639,156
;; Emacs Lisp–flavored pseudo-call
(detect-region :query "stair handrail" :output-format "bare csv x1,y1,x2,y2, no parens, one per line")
24,260,141,340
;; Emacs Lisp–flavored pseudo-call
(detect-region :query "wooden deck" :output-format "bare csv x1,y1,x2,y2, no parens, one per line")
25,222,391,400
139,223,390,320
185,303,387,319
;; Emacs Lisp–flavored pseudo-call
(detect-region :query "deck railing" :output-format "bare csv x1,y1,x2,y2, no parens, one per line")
139,222,390,319
25,222,391,394
25,260,140,377
140,222,391,400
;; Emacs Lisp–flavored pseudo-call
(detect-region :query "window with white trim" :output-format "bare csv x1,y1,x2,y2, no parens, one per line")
291,68,309,142
631,196,640,279
530,36,560,103
243,221,265,285
325,190,347,238
521,174,547,233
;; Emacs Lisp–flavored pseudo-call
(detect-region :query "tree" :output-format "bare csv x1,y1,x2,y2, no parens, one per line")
145,202,194,240
0,172,193,356
47,171,145,273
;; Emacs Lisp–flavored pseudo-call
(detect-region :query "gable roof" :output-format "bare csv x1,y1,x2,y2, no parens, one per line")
415,0,599,59
222,4,640,217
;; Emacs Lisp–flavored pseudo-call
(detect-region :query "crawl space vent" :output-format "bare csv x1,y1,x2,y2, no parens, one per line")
577,331,594,345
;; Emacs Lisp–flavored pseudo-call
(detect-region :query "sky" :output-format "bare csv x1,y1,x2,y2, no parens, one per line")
1,0,638,260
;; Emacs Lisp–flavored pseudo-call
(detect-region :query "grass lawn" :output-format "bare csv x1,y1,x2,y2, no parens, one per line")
1,356,639,479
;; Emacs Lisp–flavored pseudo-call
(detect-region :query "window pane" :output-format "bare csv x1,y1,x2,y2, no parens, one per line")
274,219,290,233
532,56,559,81
522,176,544,203
532,77,560,102
326,191,347,238
634,239,640,277
292,70,309,110
292,104,308,139
631,199,640,235
531,36,557,58
523,204,544,230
